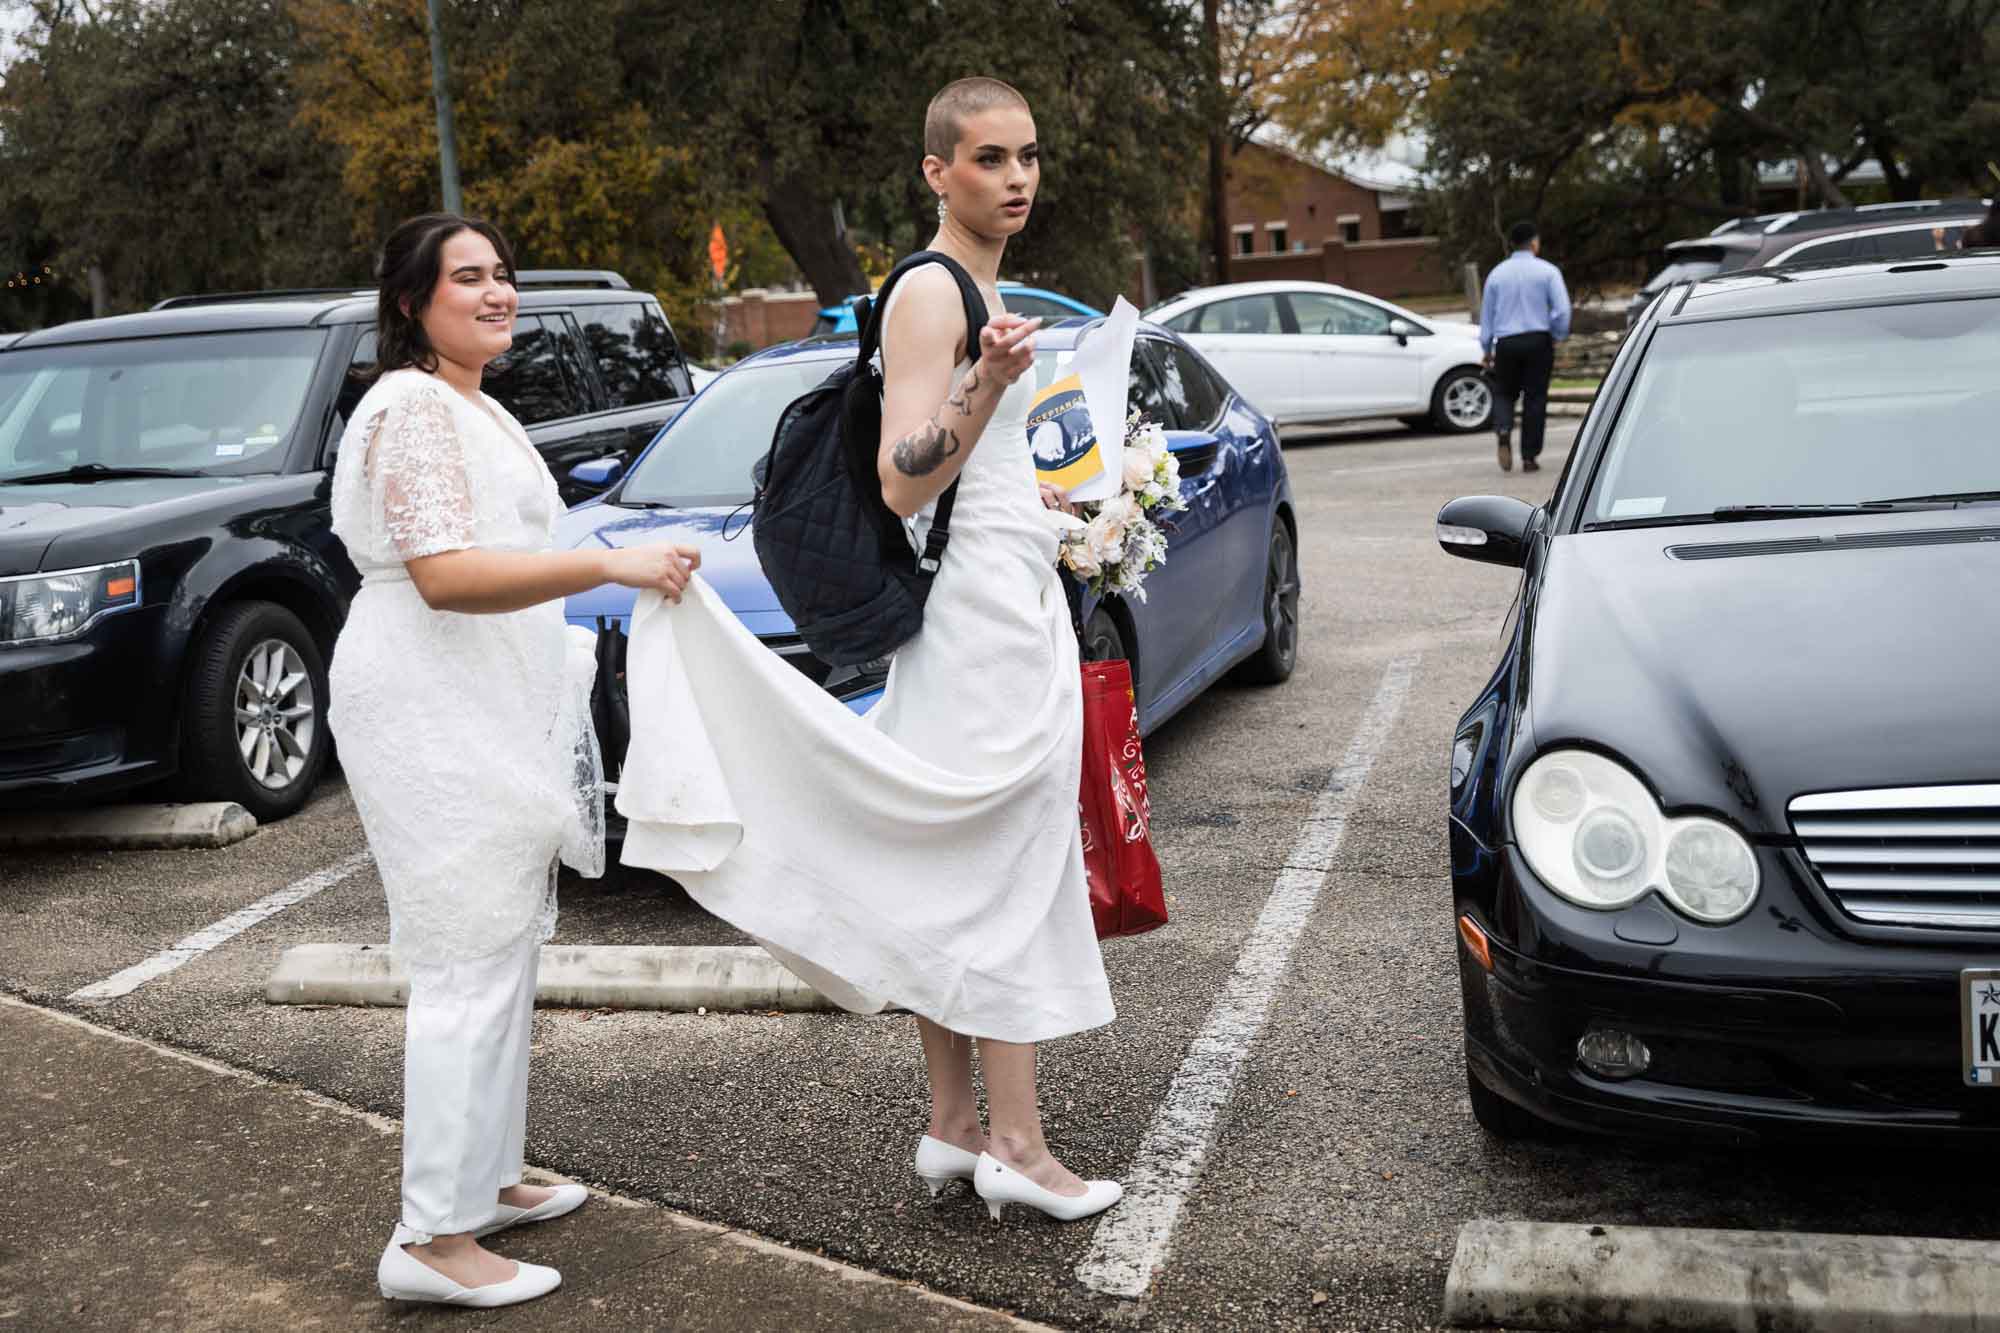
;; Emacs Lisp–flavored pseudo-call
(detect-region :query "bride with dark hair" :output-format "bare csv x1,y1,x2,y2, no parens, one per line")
330,212,698,1307
620,76,1123,1222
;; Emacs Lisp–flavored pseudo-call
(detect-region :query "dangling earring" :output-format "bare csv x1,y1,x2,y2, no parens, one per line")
937,196,948,222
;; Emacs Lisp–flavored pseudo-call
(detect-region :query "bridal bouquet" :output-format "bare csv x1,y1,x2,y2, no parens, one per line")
1054,410,1185,602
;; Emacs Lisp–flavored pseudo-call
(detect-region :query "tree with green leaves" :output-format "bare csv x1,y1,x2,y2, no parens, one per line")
627,0,1206,308
0,0,358,315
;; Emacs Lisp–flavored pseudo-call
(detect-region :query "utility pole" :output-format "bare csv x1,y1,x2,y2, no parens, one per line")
1203,0,1229,286
425,0,463,213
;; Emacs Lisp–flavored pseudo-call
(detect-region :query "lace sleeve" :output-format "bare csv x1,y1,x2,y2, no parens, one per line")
363,387,476,562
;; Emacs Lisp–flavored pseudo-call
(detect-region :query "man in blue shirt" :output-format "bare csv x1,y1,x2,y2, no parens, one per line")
1479,220,1571,472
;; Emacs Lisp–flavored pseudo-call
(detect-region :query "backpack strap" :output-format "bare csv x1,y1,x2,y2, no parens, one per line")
858,251,990,575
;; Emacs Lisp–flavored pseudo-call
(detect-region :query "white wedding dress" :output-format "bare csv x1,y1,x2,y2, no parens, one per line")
620,271,1115,1042
328,369,602,967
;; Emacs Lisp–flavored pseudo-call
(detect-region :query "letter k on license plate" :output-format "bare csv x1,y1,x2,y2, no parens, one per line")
1963,969,2000,1086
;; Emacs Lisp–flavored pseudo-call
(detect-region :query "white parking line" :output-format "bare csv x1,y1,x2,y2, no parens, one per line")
1075,655,1418,1299
68,850,374,1004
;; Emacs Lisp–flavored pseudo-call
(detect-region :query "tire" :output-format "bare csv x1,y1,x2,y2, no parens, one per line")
1429,367,1494,433
1082,606,1127,666
1230,522,1299,685
179,601,330,822
1466,1062,1543,1141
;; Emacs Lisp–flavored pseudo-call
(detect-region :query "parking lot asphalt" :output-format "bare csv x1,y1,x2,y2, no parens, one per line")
5,416,1992,1332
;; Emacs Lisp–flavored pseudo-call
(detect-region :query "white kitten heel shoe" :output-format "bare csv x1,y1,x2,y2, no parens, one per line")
377,1229,562,1307
973,1152,1122,1222
474,1183,590,1238
915,1135,981,1197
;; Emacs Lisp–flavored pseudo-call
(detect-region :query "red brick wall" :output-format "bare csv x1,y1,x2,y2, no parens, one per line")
1228,238,1447,300
719,289,822,350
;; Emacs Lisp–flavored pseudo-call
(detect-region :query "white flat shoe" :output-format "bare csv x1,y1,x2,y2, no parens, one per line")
377,1234,561,1307
473,1183,590,1238
914,1135,981,1197
973,1152,1122,1222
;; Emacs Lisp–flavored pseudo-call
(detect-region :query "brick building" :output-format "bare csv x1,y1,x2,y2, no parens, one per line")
1216,137,1449,300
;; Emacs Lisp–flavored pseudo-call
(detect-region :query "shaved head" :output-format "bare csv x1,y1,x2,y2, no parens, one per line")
924,77,1030,161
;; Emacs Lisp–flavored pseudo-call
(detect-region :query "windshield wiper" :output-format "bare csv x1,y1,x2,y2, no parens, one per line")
1859,489,2000,506
612,497,675,510
2,463,198,485
1710,501,1956,521
1580,513,1723,531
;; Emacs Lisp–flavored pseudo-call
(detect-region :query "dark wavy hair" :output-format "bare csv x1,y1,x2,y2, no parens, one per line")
366,212,517,379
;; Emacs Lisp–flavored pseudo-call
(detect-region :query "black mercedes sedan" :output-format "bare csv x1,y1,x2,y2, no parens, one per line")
1439,253,2000,1142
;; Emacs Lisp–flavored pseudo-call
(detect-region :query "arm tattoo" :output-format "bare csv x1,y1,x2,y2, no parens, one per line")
891,417,963,477
945,366,982,417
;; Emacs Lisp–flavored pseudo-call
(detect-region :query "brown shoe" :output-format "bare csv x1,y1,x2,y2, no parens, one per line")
1523,459,1541,473
1497,435,1513,472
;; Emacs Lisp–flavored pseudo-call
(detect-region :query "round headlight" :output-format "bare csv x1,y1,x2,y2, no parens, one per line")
1511,749,1761,923
1530,764,1587,822
1663,820,1759,922
1574,808,1646,882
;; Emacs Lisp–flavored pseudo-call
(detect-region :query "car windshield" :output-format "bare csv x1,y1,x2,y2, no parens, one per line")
0,330,324,481
1586,297,2000,523
618,346,1090,507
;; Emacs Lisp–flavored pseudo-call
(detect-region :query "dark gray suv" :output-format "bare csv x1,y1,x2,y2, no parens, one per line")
1626,200,1991,327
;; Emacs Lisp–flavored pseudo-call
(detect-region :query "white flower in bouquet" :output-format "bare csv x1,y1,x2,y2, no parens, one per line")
1084,505,1128,565
1121,444,1155,492
1056,410,1184,601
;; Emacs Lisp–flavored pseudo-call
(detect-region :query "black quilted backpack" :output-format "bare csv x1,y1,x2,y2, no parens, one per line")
750,251,988,667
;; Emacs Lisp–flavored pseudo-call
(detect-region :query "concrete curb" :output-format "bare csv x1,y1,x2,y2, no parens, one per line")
0,802,256,852
1442,1219,2000,1331
265,942,840,1011
1549,387,1598,404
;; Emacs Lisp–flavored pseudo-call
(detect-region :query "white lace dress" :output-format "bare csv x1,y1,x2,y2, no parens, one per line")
618,273,1115,1043
328,369,602,967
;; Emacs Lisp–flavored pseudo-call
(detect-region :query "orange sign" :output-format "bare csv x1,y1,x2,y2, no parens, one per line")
708,223,728,282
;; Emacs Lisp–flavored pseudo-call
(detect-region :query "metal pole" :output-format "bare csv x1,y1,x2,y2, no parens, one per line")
425,0,462,214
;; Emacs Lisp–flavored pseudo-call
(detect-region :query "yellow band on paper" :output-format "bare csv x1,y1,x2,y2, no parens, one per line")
1039,453,1104,490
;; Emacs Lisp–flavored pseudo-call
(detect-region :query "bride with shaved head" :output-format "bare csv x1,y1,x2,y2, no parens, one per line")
619,76,1123,1223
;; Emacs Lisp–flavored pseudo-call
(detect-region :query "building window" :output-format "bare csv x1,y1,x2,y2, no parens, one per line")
1338,214,1362,245
1380,208,1424,239
1268,225,1288,253
1234,227,1255,257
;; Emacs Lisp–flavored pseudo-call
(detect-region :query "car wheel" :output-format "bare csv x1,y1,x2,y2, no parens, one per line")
1466,1063,1542,1140
180,601,330,822
1430,367,1493,433
1230,522,1299,685
1082,606,1127,665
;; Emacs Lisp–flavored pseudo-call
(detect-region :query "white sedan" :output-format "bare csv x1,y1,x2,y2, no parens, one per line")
1144,280,1493,433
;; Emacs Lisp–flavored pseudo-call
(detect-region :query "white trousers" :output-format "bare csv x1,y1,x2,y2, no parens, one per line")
399,932,539,1241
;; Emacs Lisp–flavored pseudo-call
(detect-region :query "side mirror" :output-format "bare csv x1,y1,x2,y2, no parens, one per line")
1437,494,1538,567
1386,317,1414,346
568,456,625,492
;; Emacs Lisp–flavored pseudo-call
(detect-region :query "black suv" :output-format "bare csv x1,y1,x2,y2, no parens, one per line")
0,271,692,820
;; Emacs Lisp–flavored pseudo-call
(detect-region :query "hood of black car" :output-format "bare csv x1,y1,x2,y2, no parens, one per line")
0,474,294,575
1525,516,2000,836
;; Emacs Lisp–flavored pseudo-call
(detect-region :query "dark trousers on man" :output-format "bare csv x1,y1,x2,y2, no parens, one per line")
1491,330,1555,462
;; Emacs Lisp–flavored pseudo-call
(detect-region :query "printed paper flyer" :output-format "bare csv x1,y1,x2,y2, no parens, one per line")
1028,297,1138,503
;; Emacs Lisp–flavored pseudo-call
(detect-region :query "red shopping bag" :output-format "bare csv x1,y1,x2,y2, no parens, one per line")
1079,659,1167,939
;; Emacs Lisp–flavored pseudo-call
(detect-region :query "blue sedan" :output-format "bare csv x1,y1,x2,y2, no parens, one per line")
809,282,1103,337
558,320,1298,737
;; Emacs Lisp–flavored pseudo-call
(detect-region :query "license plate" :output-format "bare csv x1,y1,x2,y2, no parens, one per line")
1962,968,2000,1086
